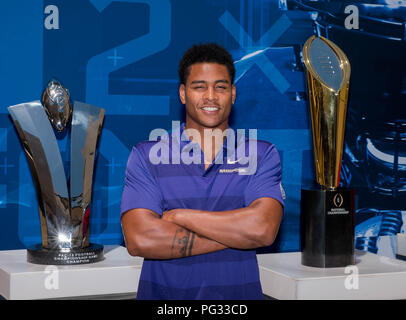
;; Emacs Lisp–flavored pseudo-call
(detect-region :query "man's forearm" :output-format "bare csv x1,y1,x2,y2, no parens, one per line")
121,209,227,260
162,198,283,249
169,225,227,259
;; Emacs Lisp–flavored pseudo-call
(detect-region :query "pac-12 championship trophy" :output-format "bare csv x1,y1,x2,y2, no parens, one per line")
8,80,105,265
300,36,355,268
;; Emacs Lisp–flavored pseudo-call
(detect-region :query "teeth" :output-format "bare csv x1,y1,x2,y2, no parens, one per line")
202,107,219,111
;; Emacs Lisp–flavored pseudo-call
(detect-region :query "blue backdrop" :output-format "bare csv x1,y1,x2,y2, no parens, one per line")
0,0,405,257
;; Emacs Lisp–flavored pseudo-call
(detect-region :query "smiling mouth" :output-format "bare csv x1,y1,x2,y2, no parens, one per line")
201,106,220,112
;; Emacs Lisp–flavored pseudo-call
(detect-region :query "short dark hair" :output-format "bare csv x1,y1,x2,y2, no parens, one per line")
178,43,235,85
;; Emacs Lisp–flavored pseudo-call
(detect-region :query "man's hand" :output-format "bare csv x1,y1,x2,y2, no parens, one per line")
162,209,180,223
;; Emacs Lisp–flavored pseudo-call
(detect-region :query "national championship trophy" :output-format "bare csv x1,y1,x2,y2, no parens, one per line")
300,36,355,268
8,80,105,265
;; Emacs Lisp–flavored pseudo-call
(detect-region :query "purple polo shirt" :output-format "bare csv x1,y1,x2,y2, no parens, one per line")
121,123,284,300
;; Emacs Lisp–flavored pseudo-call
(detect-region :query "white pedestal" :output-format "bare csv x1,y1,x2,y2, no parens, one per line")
258,250,406,300
0,245,143,300
4,246,406,300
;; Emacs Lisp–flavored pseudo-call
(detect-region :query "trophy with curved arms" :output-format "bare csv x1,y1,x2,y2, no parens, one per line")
8,80,104,265
301,36,355,268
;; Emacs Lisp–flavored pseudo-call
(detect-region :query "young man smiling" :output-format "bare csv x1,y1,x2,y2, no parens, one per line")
120,43,285,300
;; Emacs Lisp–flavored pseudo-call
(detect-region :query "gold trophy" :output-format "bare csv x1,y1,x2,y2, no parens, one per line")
300,36,355,268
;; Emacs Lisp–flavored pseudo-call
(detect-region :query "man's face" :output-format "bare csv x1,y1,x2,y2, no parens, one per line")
179,62,236,130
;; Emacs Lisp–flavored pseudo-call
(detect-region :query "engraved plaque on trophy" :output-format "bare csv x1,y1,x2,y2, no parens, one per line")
8,80,104,265
300,36,355,268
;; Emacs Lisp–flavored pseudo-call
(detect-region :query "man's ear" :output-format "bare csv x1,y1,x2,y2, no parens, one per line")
232,84,236,104
179,84,186,104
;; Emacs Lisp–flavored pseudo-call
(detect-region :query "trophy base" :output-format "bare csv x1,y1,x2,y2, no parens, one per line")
300,188,355,268
27,243,104,265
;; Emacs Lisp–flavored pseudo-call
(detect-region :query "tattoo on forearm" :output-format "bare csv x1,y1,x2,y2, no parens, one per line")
171,227,196,258
188,233,195,256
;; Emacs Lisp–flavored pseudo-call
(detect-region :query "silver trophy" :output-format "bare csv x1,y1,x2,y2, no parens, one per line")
8,80,105,265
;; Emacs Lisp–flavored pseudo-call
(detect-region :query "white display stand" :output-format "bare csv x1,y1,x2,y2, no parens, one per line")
0,245,143,300
3,245,406,300
258,250,406,300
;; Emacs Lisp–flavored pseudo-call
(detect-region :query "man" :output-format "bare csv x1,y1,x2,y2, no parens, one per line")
121,43,284,300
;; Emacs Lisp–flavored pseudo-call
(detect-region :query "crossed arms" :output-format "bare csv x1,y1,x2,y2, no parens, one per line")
121,197,283,259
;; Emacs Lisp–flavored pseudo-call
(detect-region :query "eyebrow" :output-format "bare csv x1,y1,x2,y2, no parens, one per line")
190,80,230,85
